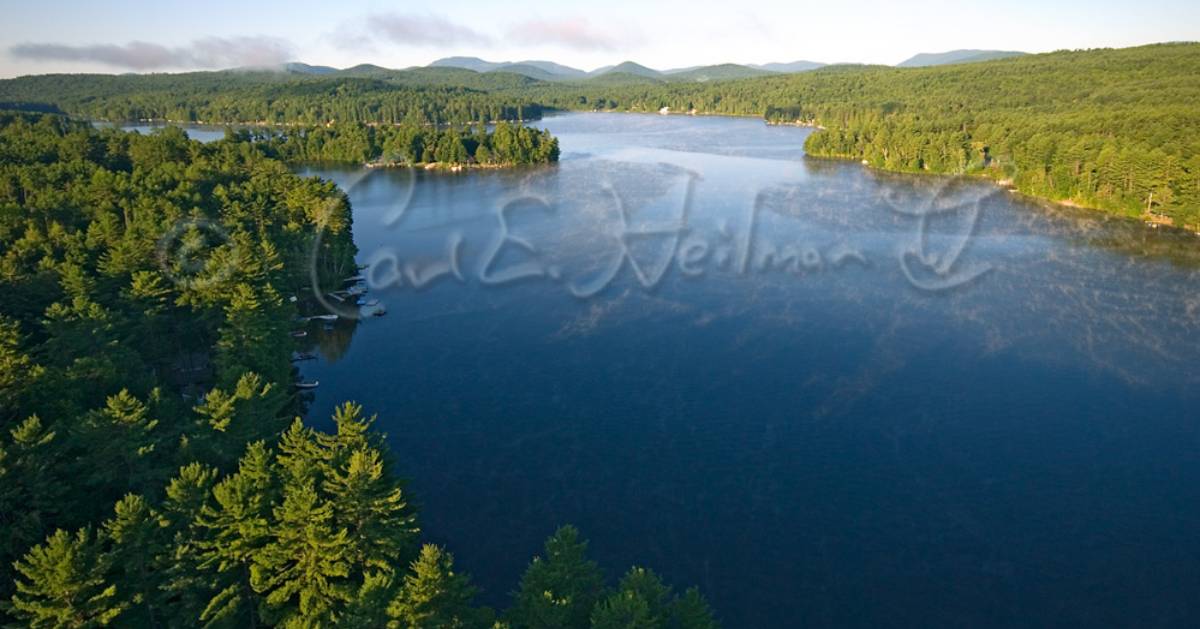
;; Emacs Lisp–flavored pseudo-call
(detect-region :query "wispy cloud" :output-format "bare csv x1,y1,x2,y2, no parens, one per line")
334,13,493,50
505,18,636,52
9,36,294,70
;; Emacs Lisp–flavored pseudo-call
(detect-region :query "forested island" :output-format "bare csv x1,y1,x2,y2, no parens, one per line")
254,120,559,168
0,112,713,627
4,42,1193,226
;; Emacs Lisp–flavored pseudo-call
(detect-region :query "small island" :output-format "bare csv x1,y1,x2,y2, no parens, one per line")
241,120,560,169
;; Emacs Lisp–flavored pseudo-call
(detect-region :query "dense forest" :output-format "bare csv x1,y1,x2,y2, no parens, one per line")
252,121,559,166
0,112,715,627
2,43,1196,223
0,71,546,125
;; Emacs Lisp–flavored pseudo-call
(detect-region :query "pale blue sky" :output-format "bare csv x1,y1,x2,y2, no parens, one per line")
1,0,1197,77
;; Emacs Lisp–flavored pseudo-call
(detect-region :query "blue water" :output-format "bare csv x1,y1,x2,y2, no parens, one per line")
294,113,1200,627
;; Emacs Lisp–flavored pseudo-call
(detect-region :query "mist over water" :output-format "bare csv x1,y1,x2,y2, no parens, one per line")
295,113,1200,627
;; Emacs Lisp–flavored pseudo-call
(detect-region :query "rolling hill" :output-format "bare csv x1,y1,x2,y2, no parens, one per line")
897,49,1027,67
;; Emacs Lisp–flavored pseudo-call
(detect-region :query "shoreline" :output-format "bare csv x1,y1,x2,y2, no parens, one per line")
106,111,1196,235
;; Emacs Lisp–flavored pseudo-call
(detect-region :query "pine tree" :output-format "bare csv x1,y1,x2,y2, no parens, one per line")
324,447,418,572
195,441,277,627
388,544,482,629
102,494,166,625
250,478,353,626
8,528,126,628
0,415,64,604
80,389,161,497
340,571,396,629
193,372,286,468
669,588,719,629
511,526,607,629
589,592,655,629
159,463,220,627
0,315,42,420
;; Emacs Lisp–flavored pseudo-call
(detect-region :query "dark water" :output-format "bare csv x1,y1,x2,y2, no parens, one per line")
295,113,1200,628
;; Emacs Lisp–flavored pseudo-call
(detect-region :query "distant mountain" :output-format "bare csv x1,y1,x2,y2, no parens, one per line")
337,63,399,79
283,62,338,75
897,49,1027,68
667,64,774,82
748,60,826,73
591,61,662,79
428,56,502,72
510,60,587,78
428,57,586,80
490,63,560,81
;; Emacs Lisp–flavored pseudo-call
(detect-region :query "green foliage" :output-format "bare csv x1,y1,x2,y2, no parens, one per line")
0,72,544,126
387,544,485,629
590,568,719,629
256,121,559,167
7,528,125,628
511,525,607,629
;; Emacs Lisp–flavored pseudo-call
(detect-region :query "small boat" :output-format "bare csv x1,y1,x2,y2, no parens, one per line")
356,264,370,270
362,304,388,317
326,292,347,303
294,380,320,389
356,298,379,307
308,314,338,322
290,352,317,362
347,285,368,296
290,330,308,338
344,274,366,283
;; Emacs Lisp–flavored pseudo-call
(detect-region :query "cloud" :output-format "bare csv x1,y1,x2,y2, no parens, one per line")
334,13,493,50
9,36,294,70
505,18,634,52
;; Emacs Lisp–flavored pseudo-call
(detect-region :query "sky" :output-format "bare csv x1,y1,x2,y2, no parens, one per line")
1,0,1197,77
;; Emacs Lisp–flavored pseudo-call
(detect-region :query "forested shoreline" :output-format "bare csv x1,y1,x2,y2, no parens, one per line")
2,43,1196,226
0,112,715,627
528,43,1200,227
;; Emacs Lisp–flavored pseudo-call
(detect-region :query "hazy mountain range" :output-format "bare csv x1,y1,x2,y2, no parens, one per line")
266,50,1028,83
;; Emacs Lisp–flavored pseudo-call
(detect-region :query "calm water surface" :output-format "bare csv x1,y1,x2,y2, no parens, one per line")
292,113,1200,627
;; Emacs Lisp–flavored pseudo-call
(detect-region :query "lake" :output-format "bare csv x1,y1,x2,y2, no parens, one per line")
289,113,1200,627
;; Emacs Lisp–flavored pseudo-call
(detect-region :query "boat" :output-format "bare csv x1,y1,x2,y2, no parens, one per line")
361,303,387,317
290,352,316,362
344,274,366,283
326,292,347,303
290,330,308,338
308,314,338,322
294,380,319,389
356,298,379,307
347,285,368,296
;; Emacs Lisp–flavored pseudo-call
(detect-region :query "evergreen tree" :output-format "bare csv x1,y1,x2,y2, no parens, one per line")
101,494,165,625
250,479,353,626
194,441,277,627
388,544,482,629
8,528,125,628
511,526,606,629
